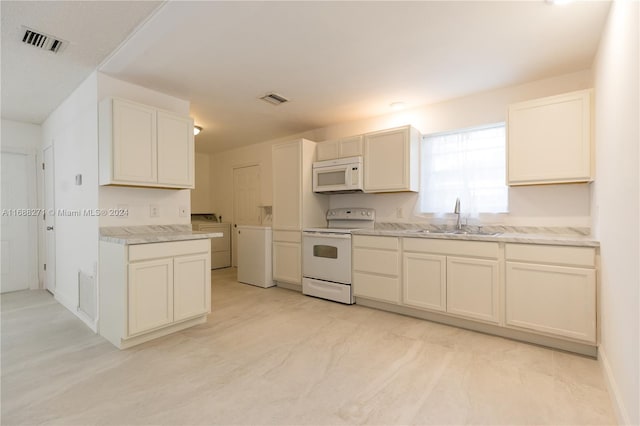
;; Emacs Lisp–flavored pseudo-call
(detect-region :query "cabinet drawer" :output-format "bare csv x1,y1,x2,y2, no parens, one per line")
353,272,400,304
353,248,399,276
352,235,399,250
403,238,498,259
273,230,301,243
505,244,595,267
129,239,209,262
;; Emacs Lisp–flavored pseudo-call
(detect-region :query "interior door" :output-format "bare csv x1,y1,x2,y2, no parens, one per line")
1,152,32,293
232,165,261,266
43,146,56,293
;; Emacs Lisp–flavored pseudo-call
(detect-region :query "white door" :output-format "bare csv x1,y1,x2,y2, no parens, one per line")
1,152,33,293
43,146,56,293
232,165,261,266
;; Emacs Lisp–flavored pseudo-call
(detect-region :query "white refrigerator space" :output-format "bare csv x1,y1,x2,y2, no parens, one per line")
237,226,274,288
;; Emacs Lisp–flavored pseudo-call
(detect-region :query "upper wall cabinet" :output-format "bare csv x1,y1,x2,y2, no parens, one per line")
507,90,593,186
364,125,421,193
316,135,364,161
99,98,195,189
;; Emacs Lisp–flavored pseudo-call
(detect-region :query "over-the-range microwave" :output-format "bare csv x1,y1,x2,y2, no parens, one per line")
312,156,364,193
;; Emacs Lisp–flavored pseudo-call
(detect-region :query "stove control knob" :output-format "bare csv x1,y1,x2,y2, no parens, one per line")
367,212,372,216
361,211,366,216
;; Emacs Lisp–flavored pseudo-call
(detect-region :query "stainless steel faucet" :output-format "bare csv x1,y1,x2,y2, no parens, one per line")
454,197,462,230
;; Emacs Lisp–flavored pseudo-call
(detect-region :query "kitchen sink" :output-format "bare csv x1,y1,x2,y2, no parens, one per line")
404,229,502,236
447,230,502,236
404,229,449,234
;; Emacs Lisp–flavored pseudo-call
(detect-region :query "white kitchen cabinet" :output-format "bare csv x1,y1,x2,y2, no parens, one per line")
316,135,364,161
128,258,173,335
447,256,499,323
363,125,420,193
271,139,328,288
507,89,593,186
99,239,211,349
402,238,500,323
505,244,596,343
173,254,210,321
99,97,194,189
353,236,401,304
402,252,446,312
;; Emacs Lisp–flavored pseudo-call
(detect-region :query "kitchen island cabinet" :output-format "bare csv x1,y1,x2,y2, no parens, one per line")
99,237,211,349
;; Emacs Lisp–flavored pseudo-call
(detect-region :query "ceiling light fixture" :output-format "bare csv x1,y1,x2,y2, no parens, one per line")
194,126,202,136
390,102,406,111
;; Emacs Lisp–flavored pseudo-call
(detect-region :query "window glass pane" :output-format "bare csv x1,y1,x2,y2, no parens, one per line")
419,124,508,214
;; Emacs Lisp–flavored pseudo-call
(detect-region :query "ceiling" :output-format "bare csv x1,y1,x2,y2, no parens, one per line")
3,1,610,154
1,0,162,124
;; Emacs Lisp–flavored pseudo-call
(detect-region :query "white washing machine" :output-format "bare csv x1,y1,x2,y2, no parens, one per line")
237,225,274,288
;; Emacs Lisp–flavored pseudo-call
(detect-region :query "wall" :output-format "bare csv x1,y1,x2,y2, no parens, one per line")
41,72,100,327
191,152,213,214
1,119,42,289
210,69,594,229
591,1,639,424
97,72,191,227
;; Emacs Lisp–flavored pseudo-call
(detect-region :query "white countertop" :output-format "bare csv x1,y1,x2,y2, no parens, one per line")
352,226,599,247
100,225,224,245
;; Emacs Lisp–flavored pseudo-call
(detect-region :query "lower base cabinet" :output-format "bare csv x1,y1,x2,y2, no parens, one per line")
402,252,446,312
447,256,499,323
353,236,401,304
272,231,301,285
100,239,211,349
506,261,596,343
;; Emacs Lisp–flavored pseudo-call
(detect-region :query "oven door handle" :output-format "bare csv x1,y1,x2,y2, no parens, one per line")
303,232,352,239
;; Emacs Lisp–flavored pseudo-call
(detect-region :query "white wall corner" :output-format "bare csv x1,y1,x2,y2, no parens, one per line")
598,346,632,425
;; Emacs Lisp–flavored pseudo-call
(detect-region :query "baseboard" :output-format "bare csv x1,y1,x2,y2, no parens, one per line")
54,291,98,333
598,346,631,425
275,281,302,293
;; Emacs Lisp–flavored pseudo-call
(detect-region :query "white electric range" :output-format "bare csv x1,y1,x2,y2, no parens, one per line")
302,208,375,304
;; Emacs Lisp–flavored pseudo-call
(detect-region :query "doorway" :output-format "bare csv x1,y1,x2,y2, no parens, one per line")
1,150,38,293
232,164,261,266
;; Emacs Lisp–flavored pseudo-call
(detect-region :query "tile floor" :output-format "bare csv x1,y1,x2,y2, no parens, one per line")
1,268,616,425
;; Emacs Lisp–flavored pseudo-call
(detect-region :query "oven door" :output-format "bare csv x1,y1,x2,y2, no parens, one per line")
302,232,352,284
313,165,351,192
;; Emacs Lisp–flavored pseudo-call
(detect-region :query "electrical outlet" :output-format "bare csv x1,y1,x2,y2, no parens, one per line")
179,206,189,217
396,207,404,218
149,205,160,218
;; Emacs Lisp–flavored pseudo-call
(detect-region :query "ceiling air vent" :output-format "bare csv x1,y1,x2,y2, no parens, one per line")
21,26,67,54
259,92,289,106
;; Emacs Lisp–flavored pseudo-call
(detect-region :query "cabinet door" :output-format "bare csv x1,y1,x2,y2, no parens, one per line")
272,142,301,230
339,136,363,158
506,262,596,342
508,90,592,185
128,258,173,336
173,254,210,322
157,111,194,187
316,140,339,161
112,99,157,183
364,127,410,192
273,241,301,284
447,257,499,323
403,253,447,312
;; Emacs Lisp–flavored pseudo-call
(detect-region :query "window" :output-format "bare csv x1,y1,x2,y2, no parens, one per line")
419,124,508,215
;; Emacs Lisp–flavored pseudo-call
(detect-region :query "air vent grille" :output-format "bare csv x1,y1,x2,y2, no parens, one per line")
21,26,67,54
259,92,289,106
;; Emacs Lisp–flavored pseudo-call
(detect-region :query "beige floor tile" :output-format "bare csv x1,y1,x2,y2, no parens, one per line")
1,268,616,425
